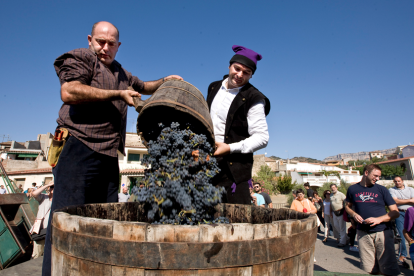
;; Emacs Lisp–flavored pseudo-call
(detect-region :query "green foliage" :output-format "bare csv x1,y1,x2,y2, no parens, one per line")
320,170,340,179
354,163,405,179
338,179,351,194
275,175,296,194
337,165,349,170
254,165,277,194
372,156,387,163
379,164,405,179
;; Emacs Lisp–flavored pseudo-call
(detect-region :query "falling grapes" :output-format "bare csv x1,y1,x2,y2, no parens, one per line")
132,122,229,225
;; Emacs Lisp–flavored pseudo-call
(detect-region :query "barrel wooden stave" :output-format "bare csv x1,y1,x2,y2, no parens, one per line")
136,79,215,146
52,203,316,275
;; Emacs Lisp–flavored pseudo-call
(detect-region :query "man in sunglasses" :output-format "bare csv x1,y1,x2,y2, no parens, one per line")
253,182,272,208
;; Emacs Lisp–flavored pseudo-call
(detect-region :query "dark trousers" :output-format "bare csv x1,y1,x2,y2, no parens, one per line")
213,157,251,205
317,211,325,230
42,136,119,276
348,226,357,246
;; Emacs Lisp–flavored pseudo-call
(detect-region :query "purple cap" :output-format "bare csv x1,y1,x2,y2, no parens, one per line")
229,45,262,73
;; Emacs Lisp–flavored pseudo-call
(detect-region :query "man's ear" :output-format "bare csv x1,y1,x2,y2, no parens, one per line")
88,35,93,48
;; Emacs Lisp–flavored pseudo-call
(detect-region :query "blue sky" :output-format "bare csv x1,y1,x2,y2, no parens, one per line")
1,1,413,160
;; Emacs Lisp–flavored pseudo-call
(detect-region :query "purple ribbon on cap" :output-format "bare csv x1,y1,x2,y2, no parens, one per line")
248,179,253,189
231,183,237,193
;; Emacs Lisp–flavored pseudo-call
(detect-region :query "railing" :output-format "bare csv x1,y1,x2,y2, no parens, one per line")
273,203,290,209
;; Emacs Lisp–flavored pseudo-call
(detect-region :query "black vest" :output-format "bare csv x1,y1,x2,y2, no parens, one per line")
206,76,270,184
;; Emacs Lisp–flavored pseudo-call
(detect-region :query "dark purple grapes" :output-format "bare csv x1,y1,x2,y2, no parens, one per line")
132,122,227,225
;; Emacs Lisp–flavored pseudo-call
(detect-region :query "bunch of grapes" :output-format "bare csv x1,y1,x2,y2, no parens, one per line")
132,122,228,225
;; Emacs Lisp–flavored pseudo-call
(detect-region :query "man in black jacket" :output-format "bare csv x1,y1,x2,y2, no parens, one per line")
206,45,270,204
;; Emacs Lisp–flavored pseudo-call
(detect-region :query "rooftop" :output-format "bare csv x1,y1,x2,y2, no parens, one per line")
6,168,53,175
376,156,414,165
120,169,145,175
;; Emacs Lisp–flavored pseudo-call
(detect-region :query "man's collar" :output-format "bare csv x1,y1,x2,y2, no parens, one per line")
87,48,121,69
221,77,247,92
394,185,405,190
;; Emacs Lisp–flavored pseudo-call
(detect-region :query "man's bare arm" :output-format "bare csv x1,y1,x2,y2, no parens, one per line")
403,229,414,244
392,197,414,205
364,204,399,227
141,75,183,95
31,183,53,198
61,81,140,106
268,203,273,208
345,201,364,224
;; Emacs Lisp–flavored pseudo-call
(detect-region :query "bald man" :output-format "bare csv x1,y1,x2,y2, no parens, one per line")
42,21,182,276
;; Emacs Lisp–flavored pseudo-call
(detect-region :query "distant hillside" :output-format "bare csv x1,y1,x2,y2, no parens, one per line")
268,155,325,164
268,155,281,160
324,147,397,162
291,156,326,164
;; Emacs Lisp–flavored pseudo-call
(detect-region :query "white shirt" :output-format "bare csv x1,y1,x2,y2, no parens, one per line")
34,194,52,229
0,188,6,194
323,200,331,215
389,185,414,210
210,78,269,153
118,192,131,203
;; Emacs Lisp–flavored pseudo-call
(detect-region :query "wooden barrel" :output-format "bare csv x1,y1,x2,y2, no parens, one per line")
51,203,317,275
134,79,215,146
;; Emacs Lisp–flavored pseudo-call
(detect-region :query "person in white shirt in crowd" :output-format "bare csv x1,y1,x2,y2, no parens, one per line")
389,176,414,266
207,45,270,204
31,182,54,259
32,182,38,190
0,185,7,194
118,186,130,203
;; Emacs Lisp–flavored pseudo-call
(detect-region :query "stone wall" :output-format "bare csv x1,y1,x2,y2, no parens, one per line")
2,159,51,172
252,154,266,176
377,180,414,188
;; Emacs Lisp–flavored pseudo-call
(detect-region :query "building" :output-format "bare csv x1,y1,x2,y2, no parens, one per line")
402,145,414,159
1,133,54,190
376,157,414,180
325,160,342,166
252,154,361,188
118,132,148,189
369,151,384,160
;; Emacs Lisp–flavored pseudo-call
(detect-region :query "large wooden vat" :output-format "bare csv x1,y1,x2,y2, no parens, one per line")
133,79,215,146
51,203,317,275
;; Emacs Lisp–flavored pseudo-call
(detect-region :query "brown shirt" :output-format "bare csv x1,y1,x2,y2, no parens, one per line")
54,48,144,157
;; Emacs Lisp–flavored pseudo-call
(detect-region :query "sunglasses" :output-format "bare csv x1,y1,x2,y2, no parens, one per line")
253,186,260,188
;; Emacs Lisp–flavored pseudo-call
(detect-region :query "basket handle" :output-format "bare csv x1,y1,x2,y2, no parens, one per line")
127,86,146,112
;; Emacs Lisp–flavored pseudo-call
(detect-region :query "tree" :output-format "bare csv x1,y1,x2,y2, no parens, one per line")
275,175,296,194
379,164,405,179
372,156,387,163
320,170,340,180
254,165,277,194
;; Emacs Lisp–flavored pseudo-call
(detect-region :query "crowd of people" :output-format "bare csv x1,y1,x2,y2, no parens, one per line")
290,164,414,274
